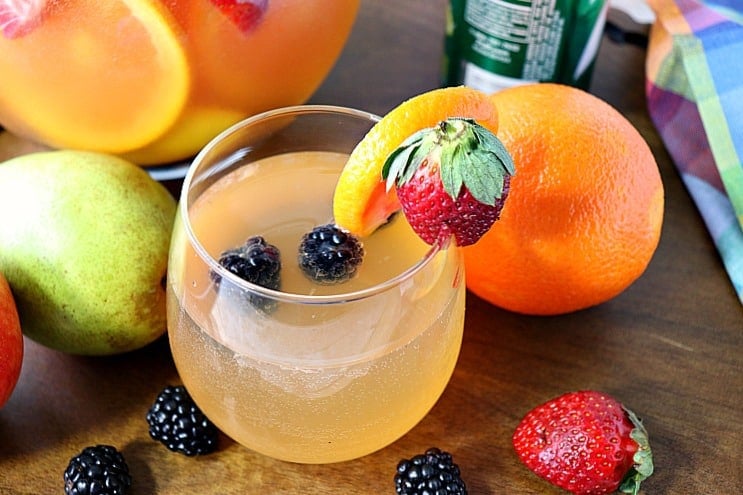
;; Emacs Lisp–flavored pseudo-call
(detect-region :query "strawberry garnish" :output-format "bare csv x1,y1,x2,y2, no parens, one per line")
0,0,46,39
382,117,514,247
513,390,654,495
210,0,267,34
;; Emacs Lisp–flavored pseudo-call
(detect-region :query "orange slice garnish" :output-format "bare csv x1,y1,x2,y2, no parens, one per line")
333,86,500,237
0,0,189,153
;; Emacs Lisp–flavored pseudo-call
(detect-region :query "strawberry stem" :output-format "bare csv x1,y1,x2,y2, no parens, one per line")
619,406,654,495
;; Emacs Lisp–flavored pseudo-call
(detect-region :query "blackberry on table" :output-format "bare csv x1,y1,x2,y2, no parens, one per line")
64,444,131,495
212,235,281,311
298,224,364,284
146,385,218,456
394,447,467,495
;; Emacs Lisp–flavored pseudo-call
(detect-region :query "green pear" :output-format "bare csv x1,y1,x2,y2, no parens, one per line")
0,150,177,355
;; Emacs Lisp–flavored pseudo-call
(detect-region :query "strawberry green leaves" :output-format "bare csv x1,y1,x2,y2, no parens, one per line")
618,406,654,495
381,117,515,246
382,118,515,206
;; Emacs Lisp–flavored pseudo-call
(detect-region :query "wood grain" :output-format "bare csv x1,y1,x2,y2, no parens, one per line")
1,1,741,494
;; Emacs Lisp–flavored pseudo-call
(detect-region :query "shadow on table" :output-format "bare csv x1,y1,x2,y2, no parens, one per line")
0,335,179,460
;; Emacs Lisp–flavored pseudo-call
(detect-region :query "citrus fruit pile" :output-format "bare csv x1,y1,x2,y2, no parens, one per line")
333,83,664,315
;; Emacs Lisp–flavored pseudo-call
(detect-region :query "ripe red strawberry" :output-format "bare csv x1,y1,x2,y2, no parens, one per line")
513,390,654,495
382,117,514,247
0,0,45,39
210,0,267,34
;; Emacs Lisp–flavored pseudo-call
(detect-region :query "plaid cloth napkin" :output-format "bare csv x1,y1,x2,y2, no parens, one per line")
645,0,743,303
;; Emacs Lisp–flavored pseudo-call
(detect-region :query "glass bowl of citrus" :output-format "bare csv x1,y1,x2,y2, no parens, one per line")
0,0,359,167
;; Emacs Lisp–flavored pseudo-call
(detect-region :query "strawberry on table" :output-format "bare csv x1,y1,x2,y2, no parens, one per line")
382,117,515,247
512,390,654,495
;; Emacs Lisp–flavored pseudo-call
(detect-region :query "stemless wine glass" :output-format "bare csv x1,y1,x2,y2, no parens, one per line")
167,106,466,464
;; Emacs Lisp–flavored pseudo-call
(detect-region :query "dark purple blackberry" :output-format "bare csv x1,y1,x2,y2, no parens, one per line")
146,385,218,456
394,447,467,495
298,224,364,284
64,445,131,495
211,235,281,311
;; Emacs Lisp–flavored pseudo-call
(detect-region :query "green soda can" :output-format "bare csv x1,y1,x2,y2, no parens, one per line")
442,0,609,92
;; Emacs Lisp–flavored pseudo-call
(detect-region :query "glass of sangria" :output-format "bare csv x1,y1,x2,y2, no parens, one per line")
167,106,466,463
0,0,359,167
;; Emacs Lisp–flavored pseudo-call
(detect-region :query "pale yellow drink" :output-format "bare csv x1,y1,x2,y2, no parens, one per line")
167,108,466,463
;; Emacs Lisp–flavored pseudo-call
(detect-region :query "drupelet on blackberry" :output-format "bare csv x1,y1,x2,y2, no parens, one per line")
298,224,364,284
212,235,281,311
394,447,467,495
146,385,218,456
63,444,131,495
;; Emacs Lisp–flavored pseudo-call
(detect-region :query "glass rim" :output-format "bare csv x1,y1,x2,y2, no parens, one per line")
179,104,447,305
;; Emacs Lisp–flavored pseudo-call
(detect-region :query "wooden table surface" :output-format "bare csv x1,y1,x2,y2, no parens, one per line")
1,1,741,493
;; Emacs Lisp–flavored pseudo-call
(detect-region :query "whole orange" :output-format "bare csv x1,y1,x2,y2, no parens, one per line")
464,83,664,315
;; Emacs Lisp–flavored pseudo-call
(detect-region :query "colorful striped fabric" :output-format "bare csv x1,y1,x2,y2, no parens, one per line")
645,0,743,303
